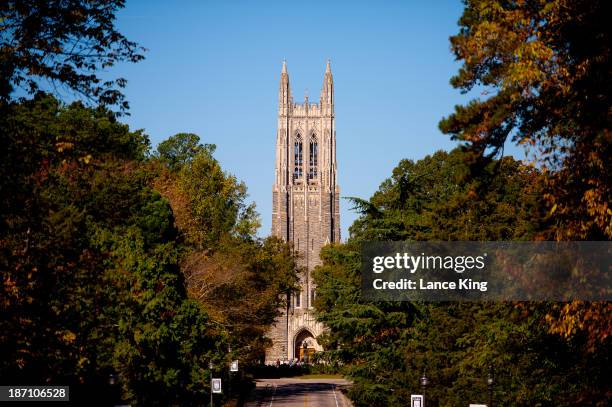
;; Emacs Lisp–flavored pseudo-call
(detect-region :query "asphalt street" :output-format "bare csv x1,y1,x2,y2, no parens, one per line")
245,378,352,407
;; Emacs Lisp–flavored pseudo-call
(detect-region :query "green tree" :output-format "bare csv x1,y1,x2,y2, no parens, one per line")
179,151,260,247
439,0,611,358
313,242,416,406
0,0,145,110
152,133,299,368
349,149,541,242
156,132,216,170
314,149,609,406
153,135,260,250
439,0,610,241
183,237,298,365
0,95,222,405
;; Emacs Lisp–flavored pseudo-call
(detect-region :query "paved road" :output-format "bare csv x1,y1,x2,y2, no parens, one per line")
245,378,352,407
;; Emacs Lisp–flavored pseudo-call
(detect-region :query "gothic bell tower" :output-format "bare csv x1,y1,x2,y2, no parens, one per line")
266,60,341,363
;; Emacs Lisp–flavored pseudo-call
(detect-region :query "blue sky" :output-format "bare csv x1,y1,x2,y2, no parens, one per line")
113,0,522,239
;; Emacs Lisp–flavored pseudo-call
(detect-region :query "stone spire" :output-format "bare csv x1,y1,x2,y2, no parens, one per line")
279,60,292,115
320,59,333,114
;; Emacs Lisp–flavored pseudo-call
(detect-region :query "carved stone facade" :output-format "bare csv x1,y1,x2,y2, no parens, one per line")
265,61,340,363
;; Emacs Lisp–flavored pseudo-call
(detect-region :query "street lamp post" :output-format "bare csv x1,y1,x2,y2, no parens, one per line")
487,365,494,407
209,361,214,407
227,346,232,401
302,342,308,364
108,373,118,406
420,370,429,407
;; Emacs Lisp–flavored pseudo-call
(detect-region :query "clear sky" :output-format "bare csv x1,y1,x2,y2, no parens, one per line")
112,0,520,239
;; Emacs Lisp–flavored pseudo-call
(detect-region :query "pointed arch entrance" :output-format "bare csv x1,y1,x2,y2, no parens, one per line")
294,328,317,363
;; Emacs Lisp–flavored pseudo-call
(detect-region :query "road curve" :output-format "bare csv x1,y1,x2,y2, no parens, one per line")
245,377,352,407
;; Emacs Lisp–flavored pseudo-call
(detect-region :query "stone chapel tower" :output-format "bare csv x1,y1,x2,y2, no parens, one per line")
265,61,340,363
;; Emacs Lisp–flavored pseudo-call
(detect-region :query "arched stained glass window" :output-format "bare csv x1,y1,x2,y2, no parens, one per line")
308,136,318,180
294,135,303,180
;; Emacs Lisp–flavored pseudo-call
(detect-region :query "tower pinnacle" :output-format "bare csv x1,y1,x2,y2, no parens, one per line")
278,60,291,113
320,59,334,111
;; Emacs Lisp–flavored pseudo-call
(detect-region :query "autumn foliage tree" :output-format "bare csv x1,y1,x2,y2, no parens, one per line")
440,0,610,240
314,150,610,406
0,95,227,405
152,133,298,366
0,96,298,404
439,0,611,353
1,2,297,403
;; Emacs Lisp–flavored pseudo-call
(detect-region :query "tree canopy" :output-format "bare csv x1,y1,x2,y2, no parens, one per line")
439,0,610,241
156,132,216,171
0,0,145,110
314,150,610,406
151,132,298,365
0,3,298,403
439,0,612,361
0,95,298,405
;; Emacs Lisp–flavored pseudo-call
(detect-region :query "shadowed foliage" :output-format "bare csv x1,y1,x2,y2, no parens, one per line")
314,150,610,406
1,0,145,110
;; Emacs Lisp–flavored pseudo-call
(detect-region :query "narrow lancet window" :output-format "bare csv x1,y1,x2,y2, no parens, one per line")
294,135,303,180
309,136,318,180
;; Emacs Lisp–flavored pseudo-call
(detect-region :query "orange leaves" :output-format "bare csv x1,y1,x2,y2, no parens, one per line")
57,330,77,344
546,301,612,352
55,141,74,152
79,154,92,164
583,183,612,238
375,327,401,342
55,141,94,165
15,358,26,369
2,275,20,305
446,0,611,241
507,40,555,88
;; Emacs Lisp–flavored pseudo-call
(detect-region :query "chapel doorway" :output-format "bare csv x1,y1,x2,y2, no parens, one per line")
294,329,316,363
